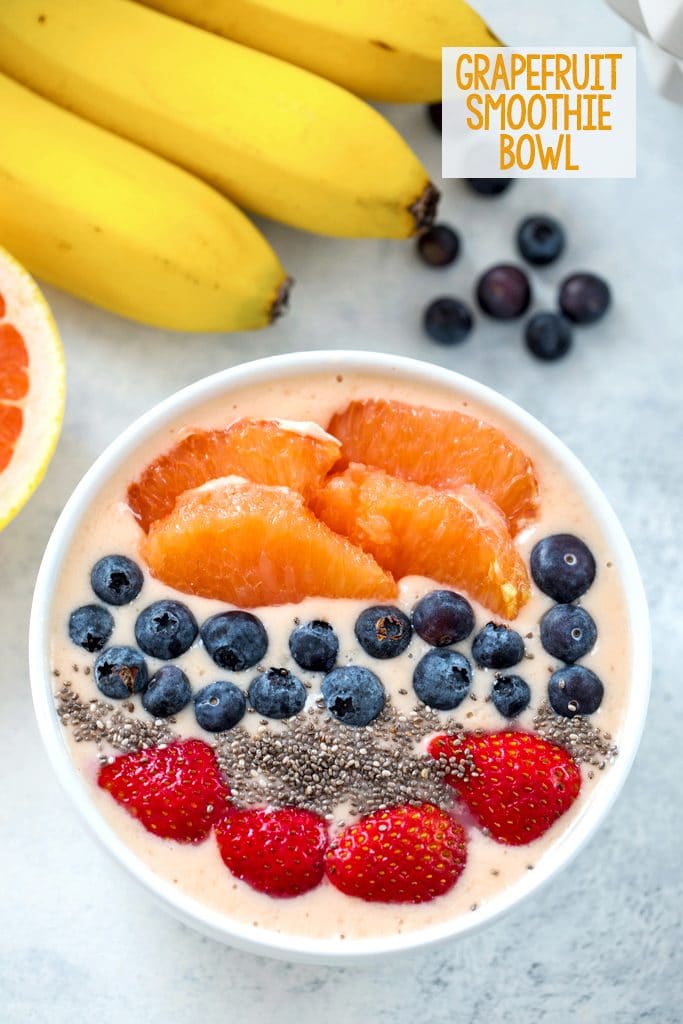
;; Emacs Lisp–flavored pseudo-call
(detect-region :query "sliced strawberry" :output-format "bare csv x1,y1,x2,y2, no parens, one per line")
429,731,581,846
215,807,330,898
97,738,230,844
325,803,467,904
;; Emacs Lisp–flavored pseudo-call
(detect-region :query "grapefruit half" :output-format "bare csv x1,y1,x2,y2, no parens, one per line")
0,246,65,531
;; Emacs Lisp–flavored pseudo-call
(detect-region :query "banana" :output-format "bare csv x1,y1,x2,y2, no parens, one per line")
0,74,289,331
137,0,502,103
0,0,437,238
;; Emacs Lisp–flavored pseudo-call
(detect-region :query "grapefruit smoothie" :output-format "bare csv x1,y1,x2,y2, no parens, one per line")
49,368,630,941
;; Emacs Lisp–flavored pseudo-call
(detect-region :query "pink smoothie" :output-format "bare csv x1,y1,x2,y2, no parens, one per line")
49,369,630,941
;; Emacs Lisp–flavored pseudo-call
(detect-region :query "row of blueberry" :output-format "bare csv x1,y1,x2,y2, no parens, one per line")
90,652,539,732
71,585,600,702
529,532,604,716
80,622,600,732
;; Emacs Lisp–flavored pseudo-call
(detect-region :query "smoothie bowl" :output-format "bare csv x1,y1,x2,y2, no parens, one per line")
29,351,650,964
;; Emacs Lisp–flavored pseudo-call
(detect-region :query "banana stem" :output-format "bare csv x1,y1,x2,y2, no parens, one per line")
410,183,440,234
269,276,294,322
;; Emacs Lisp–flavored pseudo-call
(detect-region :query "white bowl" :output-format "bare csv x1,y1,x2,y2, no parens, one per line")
29,351,650,964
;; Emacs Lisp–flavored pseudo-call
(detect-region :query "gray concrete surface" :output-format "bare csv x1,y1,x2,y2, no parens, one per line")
1,1,681,1020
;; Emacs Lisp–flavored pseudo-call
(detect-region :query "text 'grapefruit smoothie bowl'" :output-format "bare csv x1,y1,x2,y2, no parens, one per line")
30,352,650,962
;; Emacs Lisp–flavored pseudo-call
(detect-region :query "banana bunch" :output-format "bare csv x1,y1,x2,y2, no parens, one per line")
0,0,497,331
0,0,436,238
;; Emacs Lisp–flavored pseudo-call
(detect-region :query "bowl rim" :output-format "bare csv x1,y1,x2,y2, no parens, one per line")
29,350,651,964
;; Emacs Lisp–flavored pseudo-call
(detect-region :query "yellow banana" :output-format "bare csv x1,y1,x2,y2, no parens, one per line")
0,0,437,239
0,74,289,332
137,0,501,103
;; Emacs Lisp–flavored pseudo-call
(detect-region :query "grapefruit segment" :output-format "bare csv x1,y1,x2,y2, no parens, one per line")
0,324,29,400
0,405,23,473
142,477,397,607
0,246,64,530
128,418,341,532
327,399,539,533
311,464,531,618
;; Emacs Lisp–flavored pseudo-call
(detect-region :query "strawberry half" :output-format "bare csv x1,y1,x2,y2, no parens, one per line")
98,738,230,844
215,807,330,898
429,731,581,846
325,803,467,904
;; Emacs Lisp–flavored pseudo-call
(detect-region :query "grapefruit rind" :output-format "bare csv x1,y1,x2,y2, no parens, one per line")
0,246,65,532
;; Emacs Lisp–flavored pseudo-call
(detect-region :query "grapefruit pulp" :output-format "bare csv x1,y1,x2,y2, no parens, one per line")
312,464,531,618
328,398,539,534
142,477,397,607
128,418,340,532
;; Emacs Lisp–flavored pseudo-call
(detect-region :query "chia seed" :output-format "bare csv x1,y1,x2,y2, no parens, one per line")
214,703,469,817
55,681,175,751
533,701,618,766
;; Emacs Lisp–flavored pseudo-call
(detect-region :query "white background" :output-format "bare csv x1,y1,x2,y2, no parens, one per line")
1,0,681,1020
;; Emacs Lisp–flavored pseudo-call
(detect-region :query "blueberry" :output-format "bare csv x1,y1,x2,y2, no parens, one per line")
548,665,604,717
531,534,596,603
491,674,531,718
472,622,525,669
423,297,473,345
135,600,198,660
321,666,385,727
142,665,192,718
194,680,246,732
413,649,472,710
466,178,512,196
94,646,148,699
412,590,475,646
68,604,114,653
289,620,339,672
517,215,565,266
354,605,412,659
417,225,460,268
427,102,442,132
476,264,531,320
200,611,268,671
91,555,143,606
525,312,573,362
248,667,306,719
540,604,597,664
559,272,611,325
